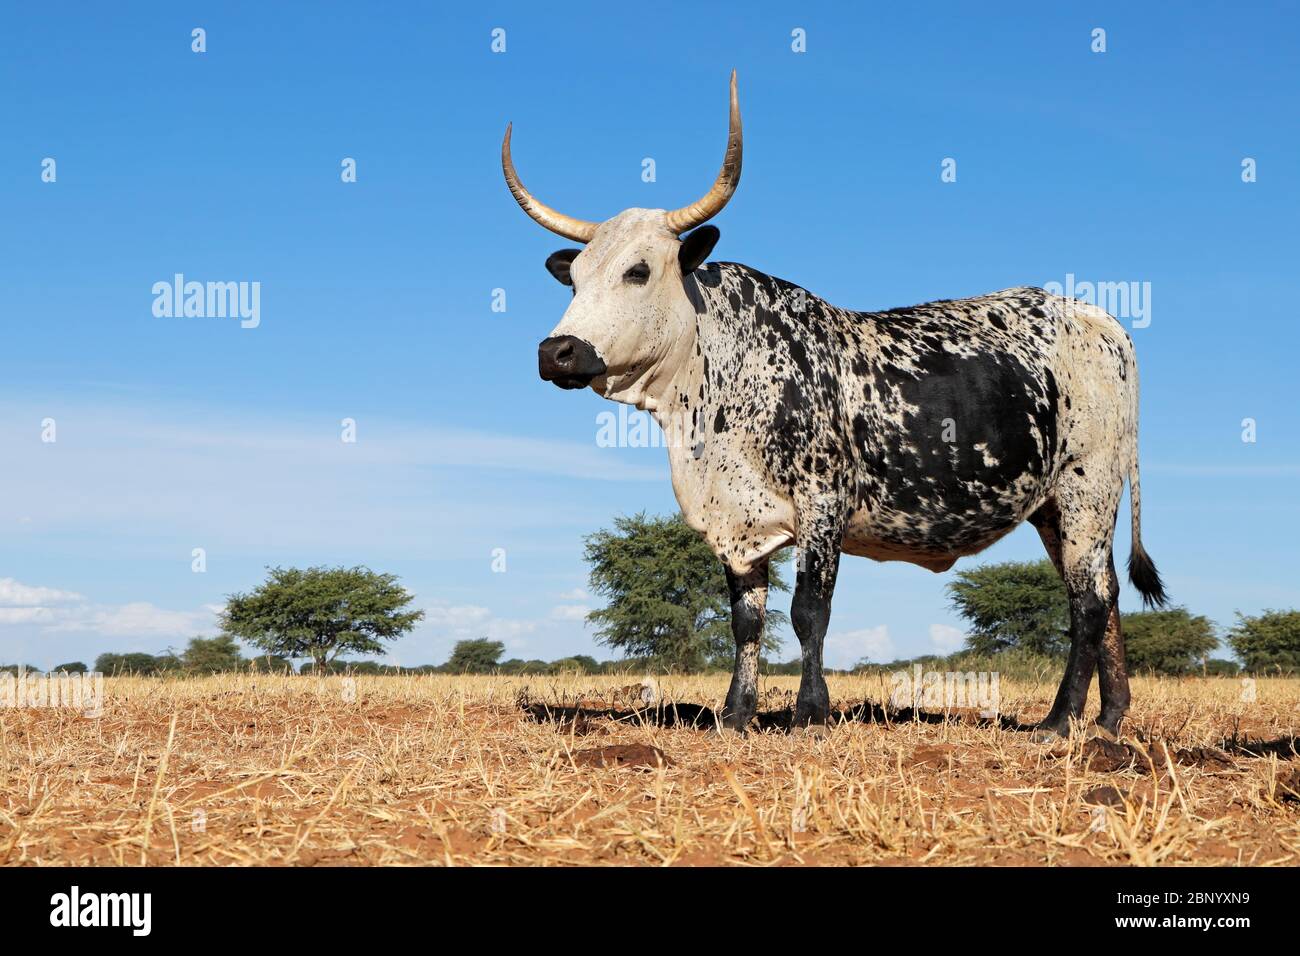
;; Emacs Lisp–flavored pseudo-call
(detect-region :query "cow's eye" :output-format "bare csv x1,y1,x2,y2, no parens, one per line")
623,262,650,285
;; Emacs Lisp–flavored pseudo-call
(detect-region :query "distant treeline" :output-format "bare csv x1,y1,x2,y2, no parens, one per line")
847,647,1247,682
1,637,667,678
28,553,1284,682
0,639,1270,682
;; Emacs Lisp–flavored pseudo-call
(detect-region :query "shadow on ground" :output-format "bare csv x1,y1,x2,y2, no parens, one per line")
517,692,1034,734
517,692,1298,775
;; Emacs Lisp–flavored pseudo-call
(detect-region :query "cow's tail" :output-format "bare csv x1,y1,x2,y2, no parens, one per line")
1125,417,1167,608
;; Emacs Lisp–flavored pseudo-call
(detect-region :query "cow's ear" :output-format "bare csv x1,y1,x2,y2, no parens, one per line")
678,226,720,275
545,249,581,286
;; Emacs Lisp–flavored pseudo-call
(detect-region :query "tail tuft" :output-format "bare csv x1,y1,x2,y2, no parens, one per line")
1127,544,1167,608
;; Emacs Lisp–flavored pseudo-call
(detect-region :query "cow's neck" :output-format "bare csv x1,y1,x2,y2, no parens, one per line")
599,304,701,417
635,263,777,440
600,261,815,440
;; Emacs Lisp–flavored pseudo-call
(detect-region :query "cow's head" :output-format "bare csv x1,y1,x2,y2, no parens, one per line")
502,72,741,398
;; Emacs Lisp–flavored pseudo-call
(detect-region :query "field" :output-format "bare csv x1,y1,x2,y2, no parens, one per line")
2,672,1298,866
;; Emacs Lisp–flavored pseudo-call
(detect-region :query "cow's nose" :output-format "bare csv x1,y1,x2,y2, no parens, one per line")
538,335,607,389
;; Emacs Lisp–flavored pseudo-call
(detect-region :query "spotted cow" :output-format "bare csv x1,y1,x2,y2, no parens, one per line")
504,73,1166,737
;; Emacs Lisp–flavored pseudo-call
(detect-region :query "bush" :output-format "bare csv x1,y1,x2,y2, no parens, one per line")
94,652,181,676
761,658,802,676
1204,658,1240,676
946,560,1069,657
1121,608,1218,675
0,664,43,675
1227,610,1300,674
246,655,295,673
445,639,505,674
182,635,245,674
298,659,393,675
851,648,1061,684
584,513,789,672
548,655,600,675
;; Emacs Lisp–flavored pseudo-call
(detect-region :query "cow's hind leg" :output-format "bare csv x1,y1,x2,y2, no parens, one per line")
791,508,844,729
720,561,769,733
1029,487,1123,740
1027,499,1095,738
1094,555,1130,736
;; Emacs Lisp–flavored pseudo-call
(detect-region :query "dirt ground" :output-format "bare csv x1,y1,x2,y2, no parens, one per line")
1,672,1297,866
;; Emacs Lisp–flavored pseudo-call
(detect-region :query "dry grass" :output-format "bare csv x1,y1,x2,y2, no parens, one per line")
1,672,1297,866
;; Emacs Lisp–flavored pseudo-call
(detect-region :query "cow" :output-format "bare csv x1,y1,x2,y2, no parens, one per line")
502,71,1166,739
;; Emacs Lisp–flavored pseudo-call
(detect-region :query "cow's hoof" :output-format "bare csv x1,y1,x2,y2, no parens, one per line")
1095,713,1126,739
1085,724,1118,742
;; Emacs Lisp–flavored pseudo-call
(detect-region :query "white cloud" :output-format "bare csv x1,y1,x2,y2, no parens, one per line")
549,604,590,622
0,606,56,625
423,602,537,645
0,578,82,606
557,587,589,601
824,625,892,669
929,623,965,653
0,577,216,641
57,602,217,638
425,427,662,483
0,401,663,563
482,619,536,643
424,603,492,631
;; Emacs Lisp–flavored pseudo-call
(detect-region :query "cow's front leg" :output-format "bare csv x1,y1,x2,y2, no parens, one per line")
720,561,769,733
792,508,844,729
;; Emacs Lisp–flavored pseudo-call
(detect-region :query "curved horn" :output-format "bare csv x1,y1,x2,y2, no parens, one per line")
664,70,743,235
501,123,599,243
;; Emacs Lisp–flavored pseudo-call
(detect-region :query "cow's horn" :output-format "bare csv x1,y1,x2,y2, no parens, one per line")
501,123,599,243
664,70,743,235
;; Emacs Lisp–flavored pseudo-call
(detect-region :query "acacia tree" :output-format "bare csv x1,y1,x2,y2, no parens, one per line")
947,559,1069,657
181,635,246,674
1120,608,1218,675
583,513,789,672
1228,610,1300,673
221,566,424,670
444,639,505,673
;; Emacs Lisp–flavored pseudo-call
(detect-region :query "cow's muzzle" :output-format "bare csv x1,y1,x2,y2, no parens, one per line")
538,335,607,389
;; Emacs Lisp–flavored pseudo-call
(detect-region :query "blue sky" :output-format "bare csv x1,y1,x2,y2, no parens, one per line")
1,2,1297,670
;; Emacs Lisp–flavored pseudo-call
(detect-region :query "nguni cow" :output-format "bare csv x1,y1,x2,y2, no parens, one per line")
503,72,1166,739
